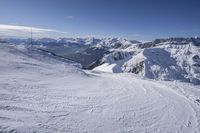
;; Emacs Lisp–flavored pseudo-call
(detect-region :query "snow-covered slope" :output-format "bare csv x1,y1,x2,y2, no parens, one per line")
0,43,200,132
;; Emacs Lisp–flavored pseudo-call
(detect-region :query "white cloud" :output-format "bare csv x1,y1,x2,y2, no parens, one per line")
65,16,74,20
65,16,75,19
0,24,69,39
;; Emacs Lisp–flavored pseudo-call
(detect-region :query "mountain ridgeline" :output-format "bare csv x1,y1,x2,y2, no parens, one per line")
2,37,200,84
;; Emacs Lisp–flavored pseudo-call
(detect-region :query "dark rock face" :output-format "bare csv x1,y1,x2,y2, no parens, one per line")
191,37,200,46
125,61,144,74
192,55,200,68
112,51,132,61
192,55,200,62
137,42,156,49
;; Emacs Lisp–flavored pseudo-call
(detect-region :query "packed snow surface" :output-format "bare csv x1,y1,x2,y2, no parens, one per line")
0,44,200,133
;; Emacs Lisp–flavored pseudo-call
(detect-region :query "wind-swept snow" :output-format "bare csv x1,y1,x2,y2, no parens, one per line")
0,44,200,133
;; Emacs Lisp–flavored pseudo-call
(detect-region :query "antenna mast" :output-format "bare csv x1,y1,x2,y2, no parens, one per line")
31,28,33,46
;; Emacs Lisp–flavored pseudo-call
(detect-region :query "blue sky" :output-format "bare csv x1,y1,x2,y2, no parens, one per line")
0,0,200,40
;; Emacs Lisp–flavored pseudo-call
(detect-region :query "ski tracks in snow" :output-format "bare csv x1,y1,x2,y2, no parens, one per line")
105,74,200,132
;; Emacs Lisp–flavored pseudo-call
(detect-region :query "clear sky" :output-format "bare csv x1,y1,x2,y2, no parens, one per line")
0,0,200,40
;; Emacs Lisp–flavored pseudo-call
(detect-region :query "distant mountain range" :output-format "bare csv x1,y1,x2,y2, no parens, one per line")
0,37,141,46
1,36,200,84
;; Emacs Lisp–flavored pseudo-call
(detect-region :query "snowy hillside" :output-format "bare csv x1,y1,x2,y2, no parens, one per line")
1,43,200,133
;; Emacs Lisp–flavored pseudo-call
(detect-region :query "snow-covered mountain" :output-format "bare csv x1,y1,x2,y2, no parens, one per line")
1,37,200,84
93,37,200,84
0,42,200,132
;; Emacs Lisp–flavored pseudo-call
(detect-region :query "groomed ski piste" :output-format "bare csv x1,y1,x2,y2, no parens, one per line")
0,43,200,133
